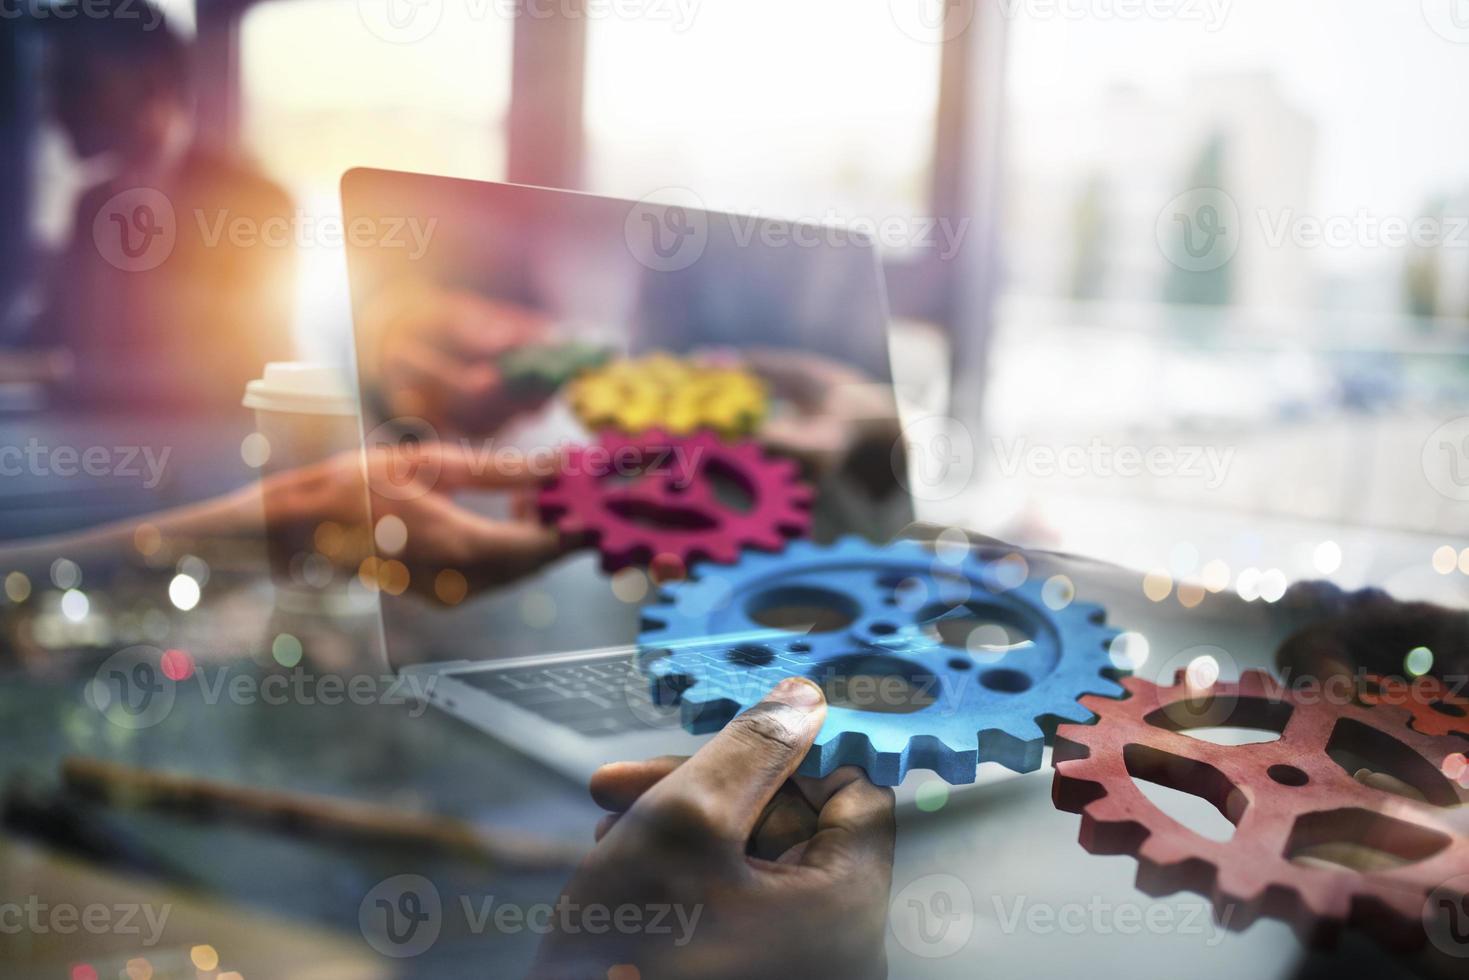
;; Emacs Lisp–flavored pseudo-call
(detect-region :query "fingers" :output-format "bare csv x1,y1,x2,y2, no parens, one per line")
589,756,687,812
365,441,557,496
631,677,827,844
460,518,568,587
797,767,896,874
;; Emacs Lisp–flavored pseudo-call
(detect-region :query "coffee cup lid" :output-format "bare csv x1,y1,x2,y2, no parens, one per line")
243,362,357,417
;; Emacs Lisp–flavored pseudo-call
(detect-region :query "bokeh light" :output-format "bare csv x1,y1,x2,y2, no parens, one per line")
1176,581,1205,609
1200,559,1230,593
1405,646,1434,678
272,633,304,668
1432,545,1458,575
1142,569,1172,602
610,567,649,603
1235,567,1261,602
915,779,949,812
51,557,81,590
133,523,162,557
168,574,201,611
1313,540,1342,575
160,649,194,682
434,568,469,606
1257,569,1287,603
241,431,272,467
4,571,30,602
1108,631,1150,672
378,560,411,596
61,589,89,622
189,945,220,971
1185,654,1221,688
1041,574,1074,610
374,514,409,555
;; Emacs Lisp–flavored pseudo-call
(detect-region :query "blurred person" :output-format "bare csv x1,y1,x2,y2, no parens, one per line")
37,0,295,409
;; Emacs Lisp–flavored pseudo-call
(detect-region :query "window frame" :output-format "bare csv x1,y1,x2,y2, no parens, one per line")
199,0,1000,356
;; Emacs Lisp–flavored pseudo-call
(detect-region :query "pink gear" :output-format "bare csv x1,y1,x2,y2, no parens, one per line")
538,430,813,577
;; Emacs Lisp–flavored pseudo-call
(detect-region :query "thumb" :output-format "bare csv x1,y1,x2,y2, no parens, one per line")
632,677,826,844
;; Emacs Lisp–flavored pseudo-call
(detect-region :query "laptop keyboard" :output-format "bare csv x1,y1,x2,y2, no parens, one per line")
450,655,680,737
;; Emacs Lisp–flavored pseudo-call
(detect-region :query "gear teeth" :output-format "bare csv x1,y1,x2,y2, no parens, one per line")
1049,671,1469,952
640,538,1122,786
978,721,1046,771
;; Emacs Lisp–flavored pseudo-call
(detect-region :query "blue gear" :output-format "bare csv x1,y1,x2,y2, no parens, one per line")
638,537,1128,785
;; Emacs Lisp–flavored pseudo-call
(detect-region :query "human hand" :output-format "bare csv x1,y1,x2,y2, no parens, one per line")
531,678,896,980
362,280,552,435
736,347,901,493
260,441,565,600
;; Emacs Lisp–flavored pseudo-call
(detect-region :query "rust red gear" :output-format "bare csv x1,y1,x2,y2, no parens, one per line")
1052,670,1469,950
1358,673,1469,741
538,429,812,577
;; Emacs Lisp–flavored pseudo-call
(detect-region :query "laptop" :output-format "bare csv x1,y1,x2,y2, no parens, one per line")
339,170,979,797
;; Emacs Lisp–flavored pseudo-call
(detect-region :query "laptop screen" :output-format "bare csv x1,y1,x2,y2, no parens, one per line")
341,171,913,667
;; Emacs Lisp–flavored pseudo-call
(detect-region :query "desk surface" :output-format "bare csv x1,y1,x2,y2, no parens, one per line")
0,544,1437,979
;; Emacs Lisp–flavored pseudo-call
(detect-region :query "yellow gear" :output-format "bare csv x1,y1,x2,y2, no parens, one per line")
568,352,767,437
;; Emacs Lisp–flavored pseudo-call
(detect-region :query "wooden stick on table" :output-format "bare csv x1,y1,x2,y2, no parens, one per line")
62,756,585,871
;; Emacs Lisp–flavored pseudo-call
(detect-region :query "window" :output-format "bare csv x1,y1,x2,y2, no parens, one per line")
976,0,1469,591
238,0,514,356
583,1,943,232
240,0,514,199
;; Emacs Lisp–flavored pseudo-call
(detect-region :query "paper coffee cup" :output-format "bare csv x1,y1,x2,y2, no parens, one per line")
243,363,365,611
